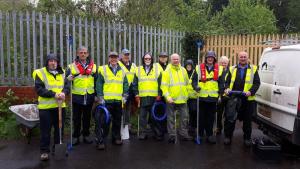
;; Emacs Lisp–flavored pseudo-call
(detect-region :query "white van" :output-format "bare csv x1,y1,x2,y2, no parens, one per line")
254,44,300,146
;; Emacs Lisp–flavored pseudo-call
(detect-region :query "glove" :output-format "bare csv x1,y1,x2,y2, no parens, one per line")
155,96,161,101
217,96,222,104
122,94,129,104
67,74,74,81
195,87,201,92
135,96,140,107
122,96,127,104
224,88,231,95
167,97,174,104
98,96,105,105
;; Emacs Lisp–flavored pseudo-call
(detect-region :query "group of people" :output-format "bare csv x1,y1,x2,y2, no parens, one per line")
33,46,260,161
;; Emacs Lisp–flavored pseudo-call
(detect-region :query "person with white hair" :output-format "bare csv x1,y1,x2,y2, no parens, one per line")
216,56,230,135
161,53,193,143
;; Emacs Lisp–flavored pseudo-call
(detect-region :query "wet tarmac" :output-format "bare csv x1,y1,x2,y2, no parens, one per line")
0,124,300,169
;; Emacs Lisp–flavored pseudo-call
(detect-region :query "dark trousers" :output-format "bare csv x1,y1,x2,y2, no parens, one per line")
139,105,164,137
198,101,216,137
39,108,65,153
94,102,122,143
216,99,227,132
187,99,197,129
124,98,133,124
73,102,92,138
224,99,255,140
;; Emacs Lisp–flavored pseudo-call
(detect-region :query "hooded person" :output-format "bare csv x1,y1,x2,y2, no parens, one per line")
131,52,165,140
192,50,224,144
184,59,198,136
32,53,70,161
66,46,97,146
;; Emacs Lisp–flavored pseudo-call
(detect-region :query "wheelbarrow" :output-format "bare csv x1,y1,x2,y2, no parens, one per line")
9,104,40,144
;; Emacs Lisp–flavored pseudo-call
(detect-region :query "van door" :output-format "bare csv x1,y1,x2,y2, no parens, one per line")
270,49,300,132
256,50,275,121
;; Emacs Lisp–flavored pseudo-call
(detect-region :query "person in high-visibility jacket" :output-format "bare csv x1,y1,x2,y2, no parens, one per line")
118,48,136,134
161,53,193,143
192,51,224,144
33,53,70,161
185,59,198,137
216,56,230,135
156,52,169,71
95,51,129,150
132,53,163,141
224,51,260,147
66,46,96,146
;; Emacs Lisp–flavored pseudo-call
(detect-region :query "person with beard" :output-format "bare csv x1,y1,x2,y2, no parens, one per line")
185,59,198,137
132,53,164,140
33,53,70,161
156,52,169,71
66,46,96,146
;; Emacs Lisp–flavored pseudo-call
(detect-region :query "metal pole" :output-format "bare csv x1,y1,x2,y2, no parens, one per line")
195,40,202,145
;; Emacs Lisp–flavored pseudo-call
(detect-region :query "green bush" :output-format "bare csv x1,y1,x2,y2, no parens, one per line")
0,114,21,139
0,89,22,139
0,89,19,119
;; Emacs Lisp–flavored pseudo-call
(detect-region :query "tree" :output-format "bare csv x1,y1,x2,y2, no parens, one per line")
118,0,220,33
0,0,32,11
286,0,300,32
210,0,278,34
208,0,229,14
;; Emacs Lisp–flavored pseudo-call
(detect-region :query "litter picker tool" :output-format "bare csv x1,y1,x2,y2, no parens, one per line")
67,35,73,153
195,40,203,145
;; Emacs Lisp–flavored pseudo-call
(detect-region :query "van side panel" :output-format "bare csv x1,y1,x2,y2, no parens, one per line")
256,49,300,132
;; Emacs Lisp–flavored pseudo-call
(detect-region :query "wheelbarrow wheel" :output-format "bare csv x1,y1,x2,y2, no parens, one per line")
19,125,30,137
19,125,32,144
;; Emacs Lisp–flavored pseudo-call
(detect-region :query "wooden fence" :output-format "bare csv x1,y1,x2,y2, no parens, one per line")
203,34,300,66
0,11,184,86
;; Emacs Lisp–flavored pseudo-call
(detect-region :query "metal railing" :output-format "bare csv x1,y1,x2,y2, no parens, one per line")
0,11,185,86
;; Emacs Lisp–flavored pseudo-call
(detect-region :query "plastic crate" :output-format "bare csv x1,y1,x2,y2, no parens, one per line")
252,137,281,161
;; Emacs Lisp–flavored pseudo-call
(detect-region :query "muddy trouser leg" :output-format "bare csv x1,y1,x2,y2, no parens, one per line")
224,119,236,139
94,108,109,144
178,103,189,137
241,100,254,140
167,103,176,137
139,106,150,134
81,104,92,137
72,103,82,138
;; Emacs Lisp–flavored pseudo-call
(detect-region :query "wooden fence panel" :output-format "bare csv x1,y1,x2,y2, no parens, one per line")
204,34,300,66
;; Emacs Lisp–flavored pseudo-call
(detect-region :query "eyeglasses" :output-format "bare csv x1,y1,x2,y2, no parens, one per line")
144,58,151,60
79,52,88,54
